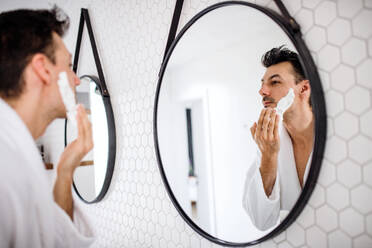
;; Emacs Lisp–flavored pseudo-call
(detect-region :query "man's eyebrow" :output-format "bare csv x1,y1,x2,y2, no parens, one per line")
269,74,281,80
261,74,282,82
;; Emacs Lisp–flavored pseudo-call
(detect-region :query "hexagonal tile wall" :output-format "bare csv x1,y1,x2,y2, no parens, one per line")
1,0,370,247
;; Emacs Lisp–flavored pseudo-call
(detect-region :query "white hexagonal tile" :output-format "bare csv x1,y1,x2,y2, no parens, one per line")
314,1,337,26
305,26,327,52
341,38,367,66
318,45,340,71
331,64,356,93
325,136,347,163
340,208,364,237
282,0,301,15
318,70,330,93
328,230,352,248
327,117,334,138
360,109,372,138
286,222,305,246
327,18,351,46
356,59,372,89
318,160,336,187
309,184,326,208
345,86,371,115
316,205,338,232
351,185,372,214
295,9,313,33
354,234,372,248
326,183,350,210
366,0,372,8
349,135,372,163
337,159,362,187
273,230,286,243
334,112,359,139
367,214,372,236
337,0,363,18
364,162,372,187
352,10,372,39
294,8,314,34
297,205,315,228
260,239,276,248
302,0,322,9
306,226,327,248
325,90,344,117
277,241,291,248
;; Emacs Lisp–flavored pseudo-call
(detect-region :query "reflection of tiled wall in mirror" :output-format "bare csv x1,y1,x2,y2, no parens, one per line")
1,0,371,247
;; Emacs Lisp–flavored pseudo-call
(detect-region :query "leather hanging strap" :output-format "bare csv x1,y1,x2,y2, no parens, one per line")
273,0,301,34
162,0,184,63
72,8,109,97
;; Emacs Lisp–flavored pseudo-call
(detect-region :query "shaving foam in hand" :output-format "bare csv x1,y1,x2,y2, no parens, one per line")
57,71,77,127
275,88,294,117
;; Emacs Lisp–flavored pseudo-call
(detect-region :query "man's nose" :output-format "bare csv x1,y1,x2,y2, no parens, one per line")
259,85,269,96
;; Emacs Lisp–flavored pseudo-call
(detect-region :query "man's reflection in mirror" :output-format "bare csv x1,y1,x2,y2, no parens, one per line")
243,46,314,231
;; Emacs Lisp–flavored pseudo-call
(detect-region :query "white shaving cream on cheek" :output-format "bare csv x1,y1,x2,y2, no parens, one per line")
275,88,294,117
57,71,77,127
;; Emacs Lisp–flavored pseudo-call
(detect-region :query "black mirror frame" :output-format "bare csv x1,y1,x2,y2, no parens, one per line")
64,75,116,204
153,1,327,246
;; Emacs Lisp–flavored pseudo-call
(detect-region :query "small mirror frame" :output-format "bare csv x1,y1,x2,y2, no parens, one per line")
153,1,327,246
65,75,116,204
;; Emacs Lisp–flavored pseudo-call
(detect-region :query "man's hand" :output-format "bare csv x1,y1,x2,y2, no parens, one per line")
53,105,93,219
57,105,93,177
250,108,280,155
250,108,280,197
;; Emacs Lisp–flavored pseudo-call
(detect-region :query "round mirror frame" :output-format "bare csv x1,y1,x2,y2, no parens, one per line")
65,74,116,204
153,1,327,246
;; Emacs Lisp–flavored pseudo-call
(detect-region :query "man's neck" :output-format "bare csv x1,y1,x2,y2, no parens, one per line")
4,95,51,140
283,106,314,145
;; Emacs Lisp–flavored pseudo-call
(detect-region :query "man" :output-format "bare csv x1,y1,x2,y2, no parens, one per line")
0,7,94,247
243,46,314,231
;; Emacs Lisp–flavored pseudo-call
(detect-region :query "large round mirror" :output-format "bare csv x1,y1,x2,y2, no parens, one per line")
154,2,326,246
65,75,116,203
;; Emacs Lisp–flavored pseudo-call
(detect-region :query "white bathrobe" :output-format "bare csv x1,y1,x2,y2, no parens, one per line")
0,98,94,248
242,123,312,231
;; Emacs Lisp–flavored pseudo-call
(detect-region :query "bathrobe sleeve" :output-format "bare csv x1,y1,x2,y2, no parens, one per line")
242,151,281,231
53,198,95,248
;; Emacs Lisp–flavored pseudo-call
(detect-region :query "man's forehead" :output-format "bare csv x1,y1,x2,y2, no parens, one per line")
262,62,293,82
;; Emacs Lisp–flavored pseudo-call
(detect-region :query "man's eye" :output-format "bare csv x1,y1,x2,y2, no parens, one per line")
271,81,279,85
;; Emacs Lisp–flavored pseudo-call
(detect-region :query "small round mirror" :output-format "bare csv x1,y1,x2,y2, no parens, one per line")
65,75,116,203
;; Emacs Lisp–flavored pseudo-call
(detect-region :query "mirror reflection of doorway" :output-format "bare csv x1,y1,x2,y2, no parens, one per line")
185,100,217,236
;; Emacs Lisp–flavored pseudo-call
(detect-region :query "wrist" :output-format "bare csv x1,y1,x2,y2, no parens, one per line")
261,152,278,162
56,165,74,182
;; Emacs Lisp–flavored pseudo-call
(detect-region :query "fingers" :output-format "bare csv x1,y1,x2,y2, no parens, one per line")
274,114,279,141
256,109,266,138
76,104,93,154
250,122,257,140
76,105,85,146
268,110,277,140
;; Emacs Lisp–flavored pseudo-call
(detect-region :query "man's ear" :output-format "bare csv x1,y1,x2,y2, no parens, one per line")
30,53,52,85
299,79,311,99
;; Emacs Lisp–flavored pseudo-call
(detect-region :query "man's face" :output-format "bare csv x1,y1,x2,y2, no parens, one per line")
259,61,298,108
50,32,80,117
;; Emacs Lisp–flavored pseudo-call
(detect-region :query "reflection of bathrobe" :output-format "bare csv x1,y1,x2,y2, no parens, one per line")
242,123,312,231
0,99,94,247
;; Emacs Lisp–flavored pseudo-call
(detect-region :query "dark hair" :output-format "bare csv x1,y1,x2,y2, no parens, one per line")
261,45,305,84
0,6,69,98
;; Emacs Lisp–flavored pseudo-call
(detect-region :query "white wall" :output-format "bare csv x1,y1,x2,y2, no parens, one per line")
1,0,372,247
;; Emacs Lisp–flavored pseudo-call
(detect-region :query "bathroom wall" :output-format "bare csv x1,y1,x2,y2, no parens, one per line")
1,0,371,247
